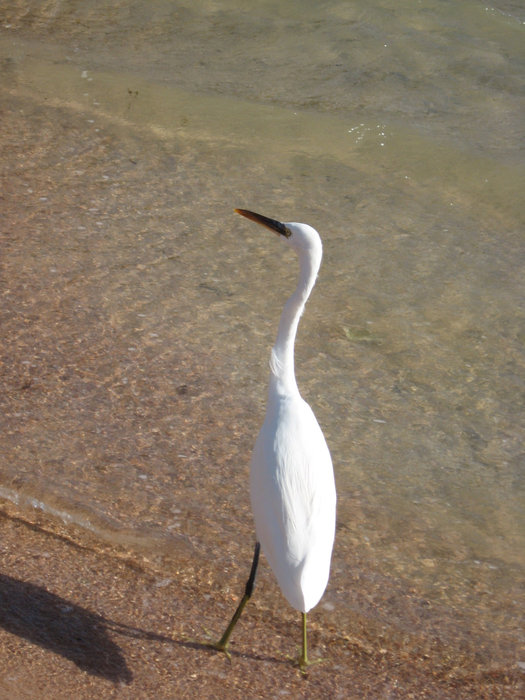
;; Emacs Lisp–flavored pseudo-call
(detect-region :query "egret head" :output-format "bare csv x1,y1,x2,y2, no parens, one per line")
235,209,322,261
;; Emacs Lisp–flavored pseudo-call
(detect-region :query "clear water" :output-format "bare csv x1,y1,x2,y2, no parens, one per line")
1,0,524,673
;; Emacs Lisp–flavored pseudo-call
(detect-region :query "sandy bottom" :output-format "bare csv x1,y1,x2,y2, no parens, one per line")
0,87,522,698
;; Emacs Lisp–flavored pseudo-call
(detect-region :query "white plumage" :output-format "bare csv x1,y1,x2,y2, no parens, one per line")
251,370,336,613
213,209,336,669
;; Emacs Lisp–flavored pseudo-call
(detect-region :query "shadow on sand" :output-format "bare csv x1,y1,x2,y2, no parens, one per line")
0,572,292,684
0,573,133,684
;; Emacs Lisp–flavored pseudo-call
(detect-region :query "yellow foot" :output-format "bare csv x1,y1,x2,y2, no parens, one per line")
180,629,233,660
207,639,232,661
202,629,233,660
299,656,325,673
286,652,326,673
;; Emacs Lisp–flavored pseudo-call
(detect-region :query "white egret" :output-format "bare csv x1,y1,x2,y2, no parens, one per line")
212,209,336,670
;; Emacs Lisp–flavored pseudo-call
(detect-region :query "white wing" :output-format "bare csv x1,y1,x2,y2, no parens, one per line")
250,394,336,612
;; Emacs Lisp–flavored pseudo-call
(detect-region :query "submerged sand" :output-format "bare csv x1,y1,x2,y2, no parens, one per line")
1,70,522,699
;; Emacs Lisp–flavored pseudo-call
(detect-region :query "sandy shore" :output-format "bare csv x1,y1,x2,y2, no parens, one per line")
0,503,521,699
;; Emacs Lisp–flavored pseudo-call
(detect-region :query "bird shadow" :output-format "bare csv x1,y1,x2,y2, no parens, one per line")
0,573,132,684
0,572,297,686
102,619,291,668
0,573,290,685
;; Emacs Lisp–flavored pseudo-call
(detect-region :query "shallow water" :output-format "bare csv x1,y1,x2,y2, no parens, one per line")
1,0,524,677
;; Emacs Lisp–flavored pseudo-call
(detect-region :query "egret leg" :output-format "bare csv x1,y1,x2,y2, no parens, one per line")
296,611,326,671
301,612,308,669
212,541,260,658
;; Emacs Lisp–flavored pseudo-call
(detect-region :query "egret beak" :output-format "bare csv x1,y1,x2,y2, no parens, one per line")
235,208,291,238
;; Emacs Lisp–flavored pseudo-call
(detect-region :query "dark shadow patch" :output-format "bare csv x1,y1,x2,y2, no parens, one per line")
0,573,132,684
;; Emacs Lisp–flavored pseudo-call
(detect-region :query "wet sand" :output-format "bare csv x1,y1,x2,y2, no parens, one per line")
1,505,521,699
1,79,522,698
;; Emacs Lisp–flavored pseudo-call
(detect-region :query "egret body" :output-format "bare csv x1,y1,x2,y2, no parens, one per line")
213,209,336,669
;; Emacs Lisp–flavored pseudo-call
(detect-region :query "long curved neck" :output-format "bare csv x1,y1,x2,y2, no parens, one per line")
269,249,320,396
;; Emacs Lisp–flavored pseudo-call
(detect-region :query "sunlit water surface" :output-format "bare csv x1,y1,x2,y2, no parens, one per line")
1,0,524,674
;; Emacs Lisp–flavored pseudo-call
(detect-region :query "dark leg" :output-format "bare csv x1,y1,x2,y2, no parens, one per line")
212,541,260,657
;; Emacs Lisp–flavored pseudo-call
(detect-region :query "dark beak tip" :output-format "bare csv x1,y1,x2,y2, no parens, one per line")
235,208,290,238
